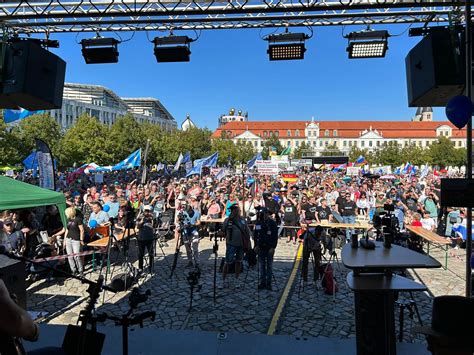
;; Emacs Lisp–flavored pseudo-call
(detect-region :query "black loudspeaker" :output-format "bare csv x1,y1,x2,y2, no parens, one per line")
0,40,66,110
0,255,26,309
406,30,465,107
440,178,474,207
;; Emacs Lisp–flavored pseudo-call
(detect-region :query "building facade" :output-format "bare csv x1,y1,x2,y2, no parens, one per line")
50,83,177,132
212,108,467,156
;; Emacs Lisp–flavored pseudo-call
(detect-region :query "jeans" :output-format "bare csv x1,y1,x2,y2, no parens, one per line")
342,215,356,240
184,229,200,266
258,248,274,287
65,238,83,273
138,239,154,272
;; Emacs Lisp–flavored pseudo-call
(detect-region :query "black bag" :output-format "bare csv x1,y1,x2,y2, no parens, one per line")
246,248,257,267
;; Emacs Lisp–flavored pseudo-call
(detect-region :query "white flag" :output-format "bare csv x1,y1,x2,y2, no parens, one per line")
173,153,183,171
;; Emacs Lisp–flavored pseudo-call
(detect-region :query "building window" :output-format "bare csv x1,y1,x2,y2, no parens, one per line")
287,140,291,146
369,141,373,147
313,141,317,147
296,141,300,147
343,141,347,147
324,129,329,137
287,130,291,137
275,131,279,137
348,141,352,147
333,130,338,137
325,141,328,146
376,141,380,147
361,141,365,147
263,131,267,138
254,141,258,147
295,130,300,137
319,140,323,147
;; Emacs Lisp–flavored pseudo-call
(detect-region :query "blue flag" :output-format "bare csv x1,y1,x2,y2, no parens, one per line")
247,152,263,169
4,109,44,123
200,152,219,168
355,155,367,165
186,164,202,177
182,151,191,164
112,149,141,171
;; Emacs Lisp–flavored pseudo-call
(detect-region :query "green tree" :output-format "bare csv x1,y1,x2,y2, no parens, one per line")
321,143,343,157
427,136,463,167
261,136,283,159
107,114,143,162
235,140,256,164
59,114,112,166
292,142,310,159
15,113,62,159
400,144,430,166
162,127,212,163
0,118,23,165
211,138,239,165
140,122,165,164
373,141,403,166
348,146,371,163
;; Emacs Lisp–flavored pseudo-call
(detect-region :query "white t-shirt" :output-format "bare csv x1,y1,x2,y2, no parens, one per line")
421,217,436,231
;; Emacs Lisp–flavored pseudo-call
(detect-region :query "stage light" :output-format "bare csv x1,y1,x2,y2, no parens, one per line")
80,36,120,64
153,35,193,63
265,32,309,61
346,29,389,59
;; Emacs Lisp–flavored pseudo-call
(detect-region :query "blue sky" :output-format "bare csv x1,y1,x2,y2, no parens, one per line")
50,24,445,130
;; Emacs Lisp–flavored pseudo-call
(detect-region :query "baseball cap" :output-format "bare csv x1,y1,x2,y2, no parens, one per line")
3,218,13,225
143,205,153,211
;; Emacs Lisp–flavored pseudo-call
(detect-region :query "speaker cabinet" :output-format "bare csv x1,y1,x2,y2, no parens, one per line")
406,30,465,107
0,255,26,310
0,40,66,110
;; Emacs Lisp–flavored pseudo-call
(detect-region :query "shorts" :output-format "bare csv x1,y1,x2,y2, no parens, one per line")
225,244,244,264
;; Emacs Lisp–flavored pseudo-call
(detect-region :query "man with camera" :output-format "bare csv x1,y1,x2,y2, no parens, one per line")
176,197,201,268
136,205,157,274
253,207,278,291
222,204,251,288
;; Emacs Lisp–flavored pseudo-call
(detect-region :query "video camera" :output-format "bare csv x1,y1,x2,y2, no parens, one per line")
373,203,406,246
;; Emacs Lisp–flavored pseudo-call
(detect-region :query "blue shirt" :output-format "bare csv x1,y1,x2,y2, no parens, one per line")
89,210,110,225
105,201,120,219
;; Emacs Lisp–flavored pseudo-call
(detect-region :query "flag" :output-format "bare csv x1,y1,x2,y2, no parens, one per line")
3,108,44,124
182,151,191,164
35,139,55,190
333,163,347,172
280,146,291,156
173,153,183,171
393,167,401,175
200,152,219,168
269,146,277,157
355,155,367,166
185,161,193,173
420,165,429,179
186,164,202,177
247,152,263,169
401,162,412,175
112,149,141,171
156,162,164,171
215,168,225,181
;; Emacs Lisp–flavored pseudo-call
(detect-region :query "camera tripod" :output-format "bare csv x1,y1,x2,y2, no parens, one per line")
96,288,156,355
395,291,423,342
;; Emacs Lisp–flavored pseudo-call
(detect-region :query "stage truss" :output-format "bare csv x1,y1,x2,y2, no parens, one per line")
0,0,467,34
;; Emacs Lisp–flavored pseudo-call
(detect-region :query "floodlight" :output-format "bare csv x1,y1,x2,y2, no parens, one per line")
266,32,309,61
80,37,120,64
346,30,389,59
153,35,192,63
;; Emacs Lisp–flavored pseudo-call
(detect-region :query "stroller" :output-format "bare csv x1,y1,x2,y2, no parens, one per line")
155,210,173,246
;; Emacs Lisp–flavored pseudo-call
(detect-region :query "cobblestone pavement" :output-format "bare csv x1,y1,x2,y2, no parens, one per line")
26,235,469,342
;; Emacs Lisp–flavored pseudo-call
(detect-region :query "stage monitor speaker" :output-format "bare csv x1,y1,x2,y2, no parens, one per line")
406,30,465,107
0,40,66,110
440,178,474,207
0,255,26,309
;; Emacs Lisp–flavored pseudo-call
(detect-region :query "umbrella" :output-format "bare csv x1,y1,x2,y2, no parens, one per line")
380,174,396,180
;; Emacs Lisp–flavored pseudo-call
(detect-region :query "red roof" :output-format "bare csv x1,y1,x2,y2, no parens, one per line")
212,120,467,139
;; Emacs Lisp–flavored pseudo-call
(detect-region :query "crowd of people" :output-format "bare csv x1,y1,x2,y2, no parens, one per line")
0,166,468,285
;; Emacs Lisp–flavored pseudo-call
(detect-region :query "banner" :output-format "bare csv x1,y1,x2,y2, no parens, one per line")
282,173,298,183
4,108,44,124
255,160,279,175
35,139,55,190
346,167,361,176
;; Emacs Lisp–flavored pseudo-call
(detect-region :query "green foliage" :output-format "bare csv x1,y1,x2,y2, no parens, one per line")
427,136,465,167
140,122,165,164
15,114,62,158
320,143,343,157
372,141,403,166
0,119,23,165
107,114,143,162
235,140,256,163
58,114,112,166
162,127,212,163
261,136,283,159
348,146,371,163
211,138,239,165
292,142,309,159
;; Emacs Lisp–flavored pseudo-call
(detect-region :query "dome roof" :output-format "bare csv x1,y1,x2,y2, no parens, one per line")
422,106,433,113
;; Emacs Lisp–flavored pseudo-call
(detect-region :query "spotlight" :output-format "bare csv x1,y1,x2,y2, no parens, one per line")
153,35,192,63
80,36,120,64
265,32,309,61
346,29,389,59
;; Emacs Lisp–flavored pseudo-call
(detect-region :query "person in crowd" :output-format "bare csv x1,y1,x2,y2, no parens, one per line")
1,218,26,254
420,210,436,231
282,198,299,244
105,194,120,219
136,205,156,274
63,207,84,276
317,198,333,223
340,193,358,241
222,204,251,288
88,201,110,227
356,192,370,216
254,207,278,291
177,197,201,268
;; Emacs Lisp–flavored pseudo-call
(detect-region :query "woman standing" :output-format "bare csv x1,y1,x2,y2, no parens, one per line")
63,207,84,276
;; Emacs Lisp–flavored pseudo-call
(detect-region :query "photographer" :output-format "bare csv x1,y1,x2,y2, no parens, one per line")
254,207,278,290
222,204,251,288
136,205,157,273
301,225,324,284
177,197,201,268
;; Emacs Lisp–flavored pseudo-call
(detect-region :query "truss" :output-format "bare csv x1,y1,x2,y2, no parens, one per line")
0,0,466,33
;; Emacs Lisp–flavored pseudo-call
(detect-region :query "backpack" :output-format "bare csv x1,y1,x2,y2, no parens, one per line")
319,263,338,295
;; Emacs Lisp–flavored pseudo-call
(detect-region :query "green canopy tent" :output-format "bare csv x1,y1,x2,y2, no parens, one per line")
0,176,67,227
